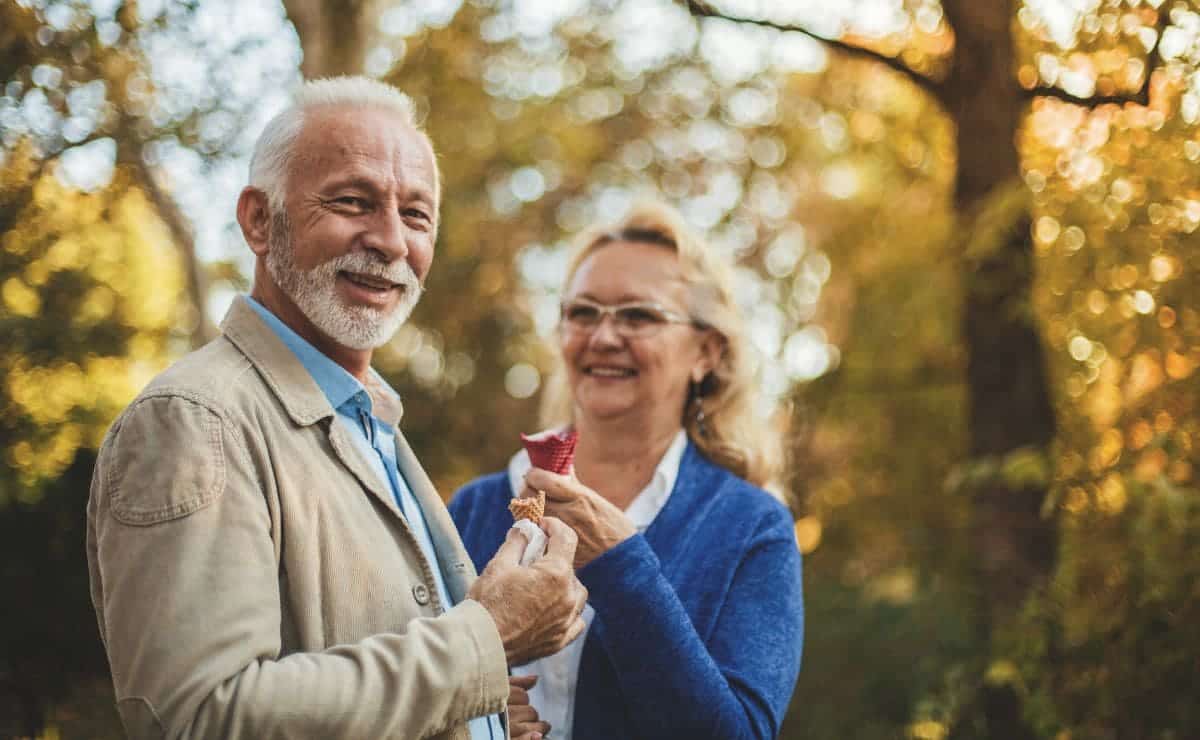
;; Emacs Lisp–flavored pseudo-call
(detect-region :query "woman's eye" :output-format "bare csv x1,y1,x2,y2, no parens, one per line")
566,306,600,323
620,308,661,325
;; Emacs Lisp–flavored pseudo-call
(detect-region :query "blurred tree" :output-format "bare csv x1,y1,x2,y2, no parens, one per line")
0,153,184,736
263,0,1199,736
4,0,1196,737
1,1,291,734
0,0,216,347
681,2,1197,737
283,0,375,77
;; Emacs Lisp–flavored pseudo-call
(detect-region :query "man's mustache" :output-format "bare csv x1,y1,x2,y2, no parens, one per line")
318,252,423,293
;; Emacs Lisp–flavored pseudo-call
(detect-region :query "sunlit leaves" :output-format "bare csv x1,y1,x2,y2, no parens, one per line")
1024,95,1198,507
1017,0,1164,98
1012,4,1200,729
1,159,185,505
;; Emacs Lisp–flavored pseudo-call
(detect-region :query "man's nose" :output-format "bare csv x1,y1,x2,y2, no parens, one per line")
361,207,410,261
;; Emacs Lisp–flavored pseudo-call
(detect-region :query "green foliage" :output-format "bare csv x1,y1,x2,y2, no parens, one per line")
782,580,975,740
0,155,186,736
1004,489,1200,738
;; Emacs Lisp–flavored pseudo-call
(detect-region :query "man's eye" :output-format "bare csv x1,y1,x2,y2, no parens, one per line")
332,196,368,209
403,208,432,226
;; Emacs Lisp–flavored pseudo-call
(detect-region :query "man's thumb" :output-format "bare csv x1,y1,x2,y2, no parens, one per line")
493,524,530,564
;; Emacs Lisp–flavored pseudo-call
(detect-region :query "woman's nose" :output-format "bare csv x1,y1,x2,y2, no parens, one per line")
587,314,624,347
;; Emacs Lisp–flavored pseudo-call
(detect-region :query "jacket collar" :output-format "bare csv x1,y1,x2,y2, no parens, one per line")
219,295,404,427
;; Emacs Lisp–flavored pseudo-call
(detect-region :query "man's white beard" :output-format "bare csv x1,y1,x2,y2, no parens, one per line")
264,212,423,350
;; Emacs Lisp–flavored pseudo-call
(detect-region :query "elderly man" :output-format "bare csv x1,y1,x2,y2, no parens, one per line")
86,77,584,739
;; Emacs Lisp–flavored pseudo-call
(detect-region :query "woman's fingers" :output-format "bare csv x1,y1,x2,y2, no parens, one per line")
509,685,529,706
526,468,580,503
508,675,551,737
510,673,538,691
509,703,551,739
509,673,538,707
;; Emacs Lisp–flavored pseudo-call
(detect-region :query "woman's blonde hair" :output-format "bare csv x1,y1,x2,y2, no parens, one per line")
538,200,786,492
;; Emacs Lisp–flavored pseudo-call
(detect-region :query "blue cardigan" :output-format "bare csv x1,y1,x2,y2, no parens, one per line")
448,442,803,740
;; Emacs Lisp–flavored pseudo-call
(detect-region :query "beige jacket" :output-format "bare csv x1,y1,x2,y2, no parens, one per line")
86,296,509,740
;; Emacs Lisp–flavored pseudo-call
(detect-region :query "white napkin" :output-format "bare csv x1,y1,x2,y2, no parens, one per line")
511,519,547,566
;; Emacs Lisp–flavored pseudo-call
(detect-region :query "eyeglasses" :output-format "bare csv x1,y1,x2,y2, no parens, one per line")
559,298,699,338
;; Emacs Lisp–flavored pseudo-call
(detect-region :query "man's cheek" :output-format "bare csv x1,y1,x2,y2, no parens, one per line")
413,248,435,282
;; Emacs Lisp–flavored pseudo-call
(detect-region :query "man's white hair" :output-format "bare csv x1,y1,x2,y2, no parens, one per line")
249,76,427,211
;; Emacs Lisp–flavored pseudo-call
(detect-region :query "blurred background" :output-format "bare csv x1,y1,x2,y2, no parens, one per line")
1,0,1198,737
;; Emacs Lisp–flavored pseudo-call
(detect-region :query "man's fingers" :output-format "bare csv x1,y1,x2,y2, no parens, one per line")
562,614,587,647
572,580,589,614
540,516,579,562
510,674,538,690
491,525,530,565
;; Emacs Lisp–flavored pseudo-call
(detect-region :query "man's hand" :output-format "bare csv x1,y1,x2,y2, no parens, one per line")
508,674,550,740
468,516,588,666
525,468,637,569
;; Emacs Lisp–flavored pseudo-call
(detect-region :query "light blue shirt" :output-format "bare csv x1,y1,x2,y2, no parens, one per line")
247,298,504,740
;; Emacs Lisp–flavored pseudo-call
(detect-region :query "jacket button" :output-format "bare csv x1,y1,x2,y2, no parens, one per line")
412,583,430,606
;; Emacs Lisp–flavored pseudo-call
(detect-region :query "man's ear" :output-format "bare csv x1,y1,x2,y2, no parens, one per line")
236,187,272,256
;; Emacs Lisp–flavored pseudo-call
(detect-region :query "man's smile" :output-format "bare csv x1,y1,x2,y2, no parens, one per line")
340,270,401,291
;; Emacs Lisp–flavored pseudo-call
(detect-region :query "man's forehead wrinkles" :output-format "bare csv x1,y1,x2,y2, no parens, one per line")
287,109,438,209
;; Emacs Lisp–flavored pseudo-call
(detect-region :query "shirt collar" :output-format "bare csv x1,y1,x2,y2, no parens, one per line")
623,428,687,531
244,296,402,424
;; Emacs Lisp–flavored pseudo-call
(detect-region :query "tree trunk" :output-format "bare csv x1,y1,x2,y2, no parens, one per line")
942,1,1057,736
283,0,374,79
116,137,217,348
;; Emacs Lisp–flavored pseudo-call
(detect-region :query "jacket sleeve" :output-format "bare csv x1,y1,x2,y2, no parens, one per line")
87,392,509,740
578,508,803,740
448,477,509,576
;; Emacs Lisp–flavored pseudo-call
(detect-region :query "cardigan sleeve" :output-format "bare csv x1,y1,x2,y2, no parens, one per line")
577,508,803,740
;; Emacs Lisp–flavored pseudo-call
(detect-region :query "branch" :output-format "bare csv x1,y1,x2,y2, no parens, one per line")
1023,84,1149,107
682,0,946,105
1021,10,1165,108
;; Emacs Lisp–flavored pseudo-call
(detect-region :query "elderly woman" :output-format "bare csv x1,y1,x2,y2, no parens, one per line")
450,202,803,740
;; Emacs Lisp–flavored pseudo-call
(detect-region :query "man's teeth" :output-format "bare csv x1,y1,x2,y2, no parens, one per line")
588,367,635,377
346,273,396,290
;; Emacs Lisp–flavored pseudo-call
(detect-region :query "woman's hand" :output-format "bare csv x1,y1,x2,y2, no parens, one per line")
508,674,550,740
525,468,637,569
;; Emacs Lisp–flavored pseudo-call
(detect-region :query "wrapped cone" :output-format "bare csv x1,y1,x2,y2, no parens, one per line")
508,490,545,524
520,429,578,475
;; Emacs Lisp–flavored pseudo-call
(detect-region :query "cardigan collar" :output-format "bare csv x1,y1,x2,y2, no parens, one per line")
640,441,729,564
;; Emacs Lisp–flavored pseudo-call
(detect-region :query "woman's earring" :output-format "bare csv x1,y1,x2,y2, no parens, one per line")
690,379,708,438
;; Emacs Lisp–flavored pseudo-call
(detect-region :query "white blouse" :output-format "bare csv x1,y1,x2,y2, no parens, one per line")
506,429,688,740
